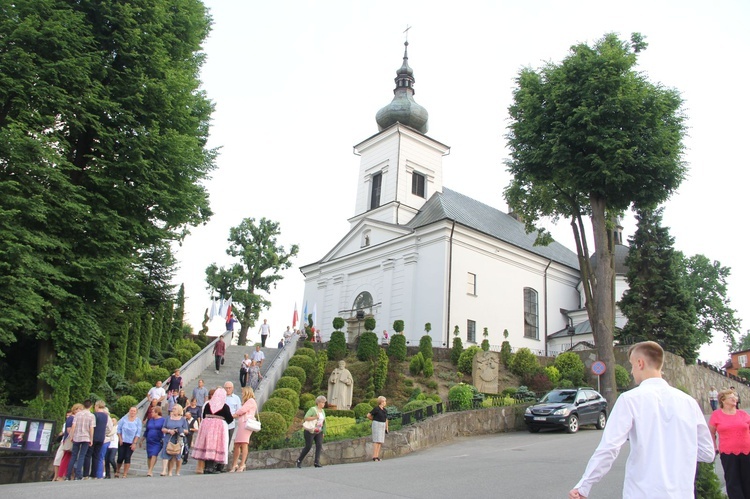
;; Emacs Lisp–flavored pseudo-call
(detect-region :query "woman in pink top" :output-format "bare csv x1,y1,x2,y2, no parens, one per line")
709,389,750,499
229,387,258,472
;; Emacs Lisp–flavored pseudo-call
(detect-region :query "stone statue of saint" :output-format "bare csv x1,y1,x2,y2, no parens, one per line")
327,360,354,410
473,351,499,394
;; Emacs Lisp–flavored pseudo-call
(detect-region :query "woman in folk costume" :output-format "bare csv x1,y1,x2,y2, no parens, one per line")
190,387,233,474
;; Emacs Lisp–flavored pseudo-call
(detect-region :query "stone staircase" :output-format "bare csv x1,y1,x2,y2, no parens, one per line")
124,344,279,477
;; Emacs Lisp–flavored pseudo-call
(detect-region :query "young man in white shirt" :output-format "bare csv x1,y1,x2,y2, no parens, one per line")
569,341,715,499
251,344,265,367
147,380,166,405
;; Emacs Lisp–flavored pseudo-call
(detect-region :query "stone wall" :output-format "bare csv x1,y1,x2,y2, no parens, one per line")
575,346,750,414
245,404,527,469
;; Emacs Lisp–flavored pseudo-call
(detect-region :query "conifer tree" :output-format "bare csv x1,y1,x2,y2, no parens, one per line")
618,208,699,362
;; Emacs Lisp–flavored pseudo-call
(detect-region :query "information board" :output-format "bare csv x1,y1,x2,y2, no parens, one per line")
0,415,56,454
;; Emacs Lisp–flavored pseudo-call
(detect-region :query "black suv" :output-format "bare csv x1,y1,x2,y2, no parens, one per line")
524,387,607,433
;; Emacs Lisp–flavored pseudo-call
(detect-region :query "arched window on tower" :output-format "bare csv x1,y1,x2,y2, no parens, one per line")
523,287,539,340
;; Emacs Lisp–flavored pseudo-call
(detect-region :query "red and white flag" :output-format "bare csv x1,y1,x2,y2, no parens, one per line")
224,297,233,323
292,302,299,328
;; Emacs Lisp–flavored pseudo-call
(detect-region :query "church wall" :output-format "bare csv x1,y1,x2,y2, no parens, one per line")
446,227,580,353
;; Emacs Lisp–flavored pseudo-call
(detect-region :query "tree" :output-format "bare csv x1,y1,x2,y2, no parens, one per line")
505,33,687,406
680,254,741,351
0,0,215,416
206,218,298,345
618,208,699,362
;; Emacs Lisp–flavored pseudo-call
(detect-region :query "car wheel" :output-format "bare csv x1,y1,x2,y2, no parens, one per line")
596,412,607,430
528,427,540,433
566,414,579,433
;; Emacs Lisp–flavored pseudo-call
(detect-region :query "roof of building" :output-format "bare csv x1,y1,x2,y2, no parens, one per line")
590,244,630,275
375,41,429,134
407,188,580,270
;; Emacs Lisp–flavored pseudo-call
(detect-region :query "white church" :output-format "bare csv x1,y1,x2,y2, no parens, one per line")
300,42,628,355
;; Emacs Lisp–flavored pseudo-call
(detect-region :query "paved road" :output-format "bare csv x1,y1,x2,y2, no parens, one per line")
3,427,633,498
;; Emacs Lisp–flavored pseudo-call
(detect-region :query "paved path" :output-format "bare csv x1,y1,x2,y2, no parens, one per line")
126,345,279,476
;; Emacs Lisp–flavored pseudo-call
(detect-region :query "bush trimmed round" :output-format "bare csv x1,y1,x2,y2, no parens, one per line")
419,335,433,360
458,346,481,375
161,357,182,372
255,411,288,448
145,367,170,385
174,349,193,364
130,381,153,401
554,352,585,386
327,331,347,361
112,395,138,418
423,357,434,377
295,348,316,361
262,398,295,425
353,402,373,419
288,355,315,381
275,376,302,394
270,388,300,413
303,398,316,410
510,348,539,378
299,392,315,410
283,366,307,387
357,331,379,361
448,383,474,411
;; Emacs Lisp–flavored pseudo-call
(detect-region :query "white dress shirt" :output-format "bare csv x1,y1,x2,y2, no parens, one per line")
574,377,715,498
225,393,241,430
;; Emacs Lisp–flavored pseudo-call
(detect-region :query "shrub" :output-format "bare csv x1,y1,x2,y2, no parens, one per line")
500,340,512,367
458,346,481,375
559,379,574,389
510,348,539,378
255,411,288,448
393,320,405,334
174,349,193,364
451,336,464,366
353,402,373,419
299,392,315,410
423,358,434,377
481,339,490,352
426,379,438,390
270,388,300,412
313,351,327,391
112,395,138,418
403,378,413,387
500,387,517,398
262,397,295,425
174,339,202,357
374,348,389,391
161,357,182,372
332,317,345,331
544,366,561,385
357,331,379,361
327,331,347,361
295,348,316,362
144,367,170,385
554,352,585,386
419,335,433,360
288,355,315,381
448,383,474,410
324,416,356,437
409,352,425,375
283,366,307,387
364,317,376,332
130,381,153,401
526,371,553,394
514,385,536,402
387,334,407,361
402,400,433,412
325,409,355,418
615,364,631,390
275,376,302,394
696,461,725,499
303,398,316,411
738,367,750,381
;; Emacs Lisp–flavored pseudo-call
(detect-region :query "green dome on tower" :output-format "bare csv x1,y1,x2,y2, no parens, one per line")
375,41,429,134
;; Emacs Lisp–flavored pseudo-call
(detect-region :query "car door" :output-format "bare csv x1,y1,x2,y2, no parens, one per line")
575,391,592,423
581,390,601,424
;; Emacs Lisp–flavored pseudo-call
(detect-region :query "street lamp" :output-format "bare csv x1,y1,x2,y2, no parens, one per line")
567,322,576,350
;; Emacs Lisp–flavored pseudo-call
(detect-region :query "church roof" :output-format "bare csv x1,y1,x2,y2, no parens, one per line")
375,41,429,134
407,188,580,270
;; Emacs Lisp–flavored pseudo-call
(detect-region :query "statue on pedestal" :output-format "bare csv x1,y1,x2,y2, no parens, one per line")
327,360,354,409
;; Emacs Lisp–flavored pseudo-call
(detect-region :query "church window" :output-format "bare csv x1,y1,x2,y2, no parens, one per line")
523,288,539,339
412,171,426,198
353,291,373,312
467,272,476,295
467,320,476,343
370,172,382,210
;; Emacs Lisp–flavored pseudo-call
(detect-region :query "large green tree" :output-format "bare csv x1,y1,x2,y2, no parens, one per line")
617,209,699,362
504,33,687,405
680,254,741,352
0,0,214,414
206,218,299,346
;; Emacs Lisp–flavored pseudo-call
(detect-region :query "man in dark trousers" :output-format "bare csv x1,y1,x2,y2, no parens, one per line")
212,336,226,374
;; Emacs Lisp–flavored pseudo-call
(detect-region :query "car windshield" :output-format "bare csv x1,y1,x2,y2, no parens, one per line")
541,391,577,404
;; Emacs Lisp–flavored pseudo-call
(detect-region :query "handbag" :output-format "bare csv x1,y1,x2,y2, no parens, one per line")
166,435,182,456
245,415,261,432
302,419,318,433
61,436,73,452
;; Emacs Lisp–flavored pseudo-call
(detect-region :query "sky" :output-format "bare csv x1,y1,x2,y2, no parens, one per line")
174,0,750,364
